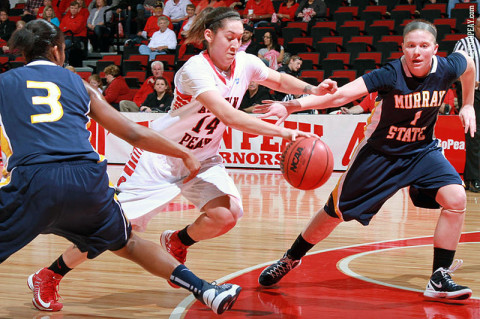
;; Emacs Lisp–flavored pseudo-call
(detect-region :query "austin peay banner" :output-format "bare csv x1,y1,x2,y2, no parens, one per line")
87,114,466,173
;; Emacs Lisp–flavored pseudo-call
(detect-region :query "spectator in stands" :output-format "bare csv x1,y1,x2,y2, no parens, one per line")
139,16,177,61
238,23,258,55
278,54,302,77
258,31,284,70
103,64,133,110
60,1,88,64
239,81,272,113
89,73,104,94
274,55,302,100
195,0,225,14
341,91,378,114
295,0,326,23
143,2,173,37
447,0,480,17
0,9,16,43
22,0,44,21
135,0,157,31
244,0,275,27
72,0,89,20
87,0,112,52
163,0,191,33
119,60,164,112
2,20,25,56
126,2,173,46
139,77,173,112
277,0,299,25
179,3,195,40
37,0,62,19
40,6,61,26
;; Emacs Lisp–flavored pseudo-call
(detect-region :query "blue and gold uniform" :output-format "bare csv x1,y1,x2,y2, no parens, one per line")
325,53,467,225
0,61,131,263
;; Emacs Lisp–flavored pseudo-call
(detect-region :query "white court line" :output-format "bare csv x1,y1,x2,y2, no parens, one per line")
338,242,480,297
170,232,480,318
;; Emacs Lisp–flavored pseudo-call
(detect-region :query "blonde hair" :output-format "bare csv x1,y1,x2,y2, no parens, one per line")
89,74,103,90
103,64,120,77
43,5,56,18
403,19,437,43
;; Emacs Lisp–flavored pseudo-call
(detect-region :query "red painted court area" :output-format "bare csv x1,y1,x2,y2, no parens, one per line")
183,233,480,318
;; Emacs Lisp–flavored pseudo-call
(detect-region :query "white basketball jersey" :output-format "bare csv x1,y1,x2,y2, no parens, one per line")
150,50,269,161
117,51,270,190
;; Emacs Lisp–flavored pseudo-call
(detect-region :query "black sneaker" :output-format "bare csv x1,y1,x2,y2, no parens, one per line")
194,280,242,315
258,252,301,287
424,259,472,300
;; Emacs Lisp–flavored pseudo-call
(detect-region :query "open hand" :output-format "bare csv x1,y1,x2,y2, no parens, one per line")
253,100,289,125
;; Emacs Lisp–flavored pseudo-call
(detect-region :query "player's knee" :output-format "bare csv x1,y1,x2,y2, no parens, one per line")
441,190,466,214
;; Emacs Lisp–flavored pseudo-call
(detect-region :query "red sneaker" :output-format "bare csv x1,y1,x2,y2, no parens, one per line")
161,230,188,289
27,268,63,312
160,230,188,264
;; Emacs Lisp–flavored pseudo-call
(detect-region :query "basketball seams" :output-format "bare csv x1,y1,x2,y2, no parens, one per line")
281,137,334,190
299,138,317,189
313,140,329,189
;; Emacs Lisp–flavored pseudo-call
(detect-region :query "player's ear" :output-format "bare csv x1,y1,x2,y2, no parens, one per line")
204,29,214,43
51,44,65,66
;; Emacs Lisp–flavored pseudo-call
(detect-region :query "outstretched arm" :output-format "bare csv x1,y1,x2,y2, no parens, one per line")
84,81,200,183
254,77,369,124
456,50,476,137
196,90,318,141
259,68,337,97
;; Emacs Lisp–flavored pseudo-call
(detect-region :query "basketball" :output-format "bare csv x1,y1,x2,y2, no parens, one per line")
280,137,334,190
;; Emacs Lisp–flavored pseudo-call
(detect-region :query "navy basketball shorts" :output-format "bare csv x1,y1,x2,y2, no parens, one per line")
0,160,132,263
324,141,462,226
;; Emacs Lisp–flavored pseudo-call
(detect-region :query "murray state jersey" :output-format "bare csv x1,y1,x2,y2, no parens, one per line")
362,53,466,155
149,50,270,161
0,60,98,171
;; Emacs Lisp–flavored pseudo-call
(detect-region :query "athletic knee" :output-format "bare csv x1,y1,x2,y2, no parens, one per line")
441,191,466,213
214,209,239,230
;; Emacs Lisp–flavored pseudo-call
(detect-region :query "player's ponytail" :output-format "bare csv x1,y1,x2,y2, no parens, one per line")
8,19,64,63
186,7,241,46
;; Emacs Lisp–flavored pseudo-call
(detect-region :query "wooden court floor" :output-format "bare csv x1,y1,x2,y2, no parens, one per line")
1,166,479,318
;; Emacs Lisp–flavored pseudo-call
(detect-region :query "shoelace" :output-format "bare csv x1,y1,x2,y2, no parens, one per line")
442,259,463,287
40,277,62,303
267,258,295,277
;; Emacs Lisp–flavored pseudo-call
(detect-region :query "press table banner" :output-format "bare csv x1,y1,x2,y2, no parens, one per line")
87,114,466,173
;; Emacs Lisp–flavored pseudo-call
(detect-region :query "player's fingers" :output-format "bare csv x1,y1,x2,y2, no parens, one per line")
275,114,288,125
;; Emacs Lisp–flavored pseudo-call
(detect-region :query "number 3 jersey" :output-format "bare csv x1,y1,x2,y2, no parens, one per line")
362,52,466,156
150,51,269,161
0,61,98,172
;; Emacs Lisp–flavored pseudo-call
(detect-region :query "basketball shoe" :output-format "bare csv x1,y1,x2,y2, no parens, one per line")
27,268,63,311
424,259,472,300
258,252,301,286
193,280,242,315
161,230,188,264
161,230,189,288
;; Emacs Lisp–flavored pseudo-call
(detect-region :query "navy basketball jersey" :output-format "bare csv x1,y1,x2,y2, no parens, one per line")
362,52,467,155
0,60,99,171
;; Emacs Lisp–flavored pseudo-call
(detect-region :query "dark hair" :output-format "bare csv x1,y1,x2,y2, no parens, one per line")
263,31,281,52
154,77,172,96
186,7,241,45
8,19,64,63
